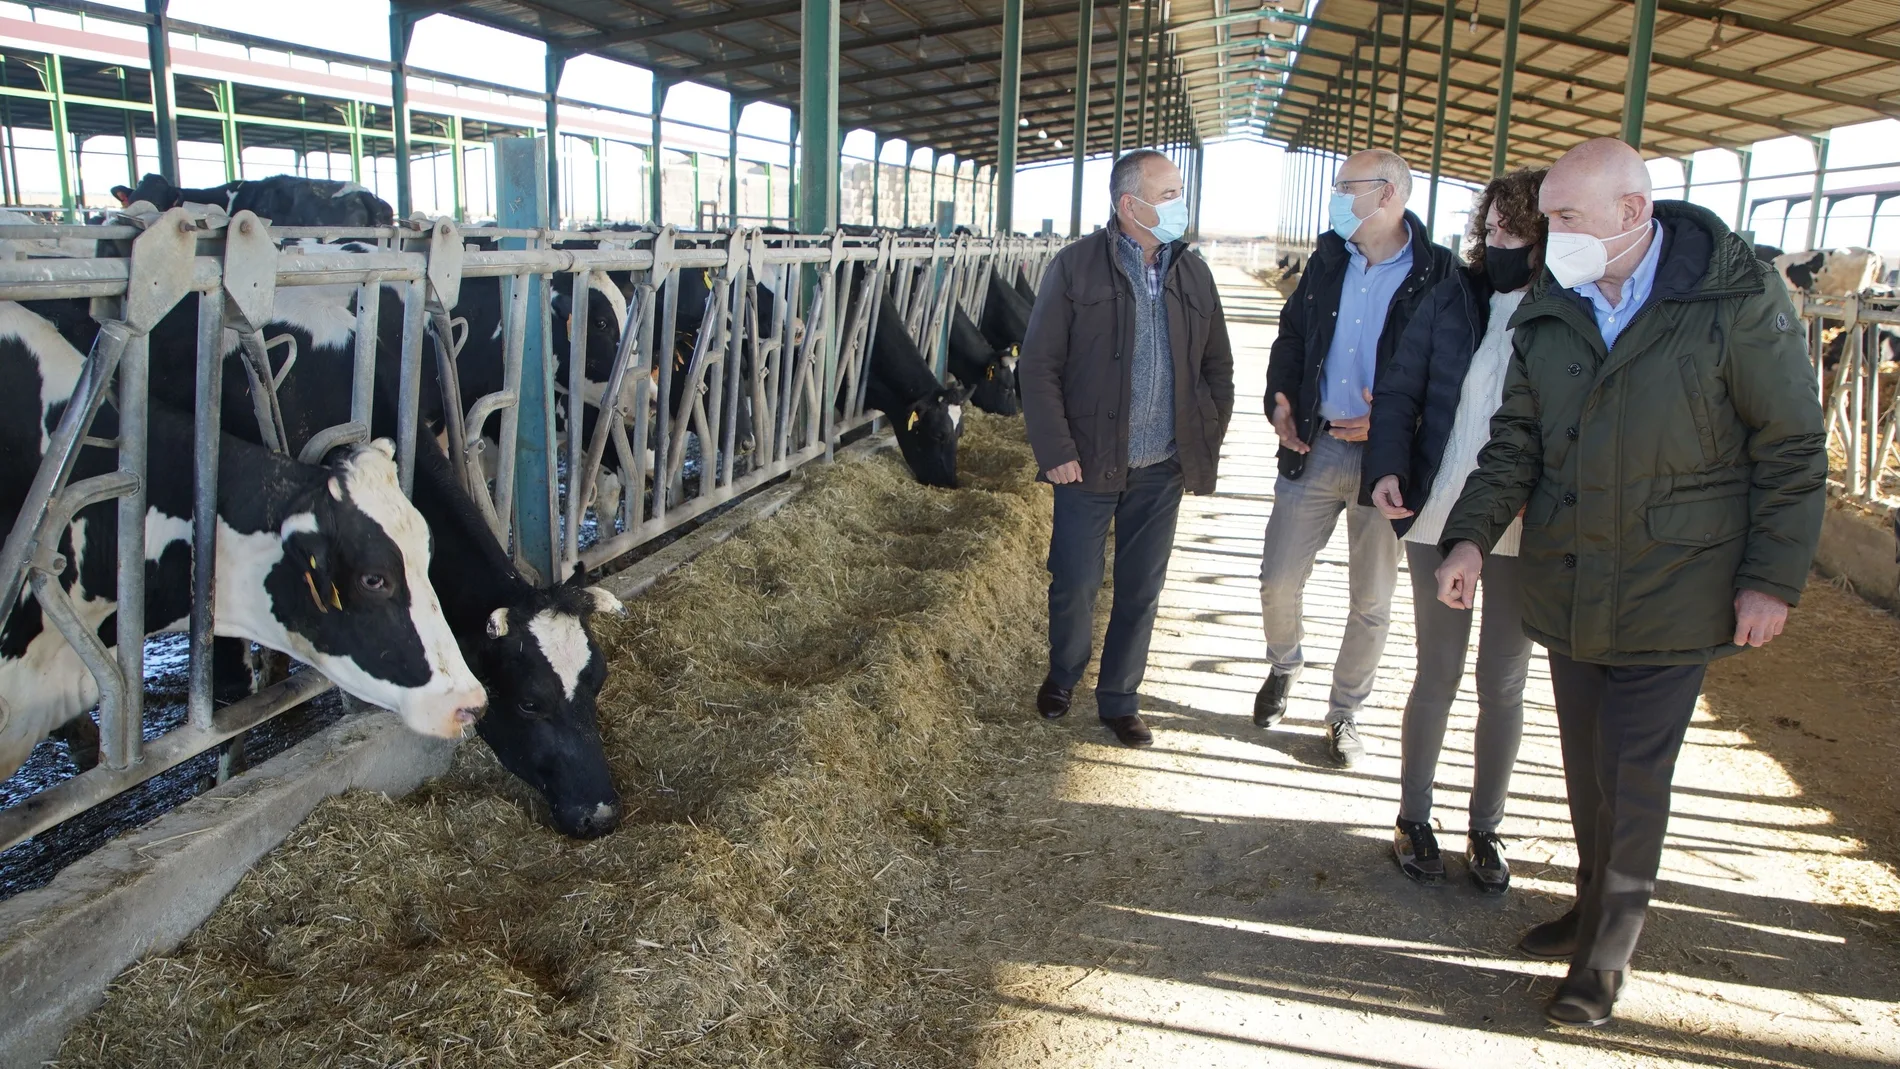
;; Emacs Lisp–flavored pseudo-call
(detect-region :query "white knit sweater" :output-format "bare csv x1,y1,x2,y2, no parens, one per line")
1405,289,1525,557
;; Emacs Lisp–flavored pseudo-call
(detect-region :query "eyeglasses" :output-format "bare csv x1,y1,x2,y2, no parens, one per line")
1331,178,1390,196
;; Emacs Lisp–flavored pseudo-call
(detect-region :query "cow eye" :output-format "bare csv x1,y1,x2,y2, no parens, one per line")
517,700,547,719
358,572,392,594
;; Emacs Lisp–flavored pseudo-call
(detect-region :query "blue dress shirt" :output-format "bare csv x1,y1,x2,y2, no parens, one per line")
1573,221,1662,350
1320,227,1415,421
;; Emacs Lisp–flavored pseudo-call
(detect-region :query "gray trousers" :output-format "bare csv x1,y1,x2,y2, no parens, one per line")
1548,652,1707,972
1047,457,1184,719
1399,542,1533,833
1258,435,1400,725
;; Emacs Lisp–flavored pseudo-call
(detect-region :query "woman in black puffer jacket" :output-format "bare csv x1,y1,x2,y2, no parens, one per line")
1364,167,1548,896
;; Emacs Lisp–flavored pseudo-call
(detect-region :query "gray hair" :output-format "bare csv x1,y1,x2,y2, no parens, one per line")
1110,149,1170,211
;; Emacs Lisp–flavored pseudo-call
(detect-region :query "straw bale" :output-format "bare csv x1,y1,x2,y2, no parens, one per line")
54,412,1053,1069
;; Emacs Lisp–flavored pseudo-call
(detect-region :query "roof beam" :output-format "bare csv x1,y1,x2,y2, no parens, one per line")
578,2,801,48
1400,0,1898,120
1655,0,1900,65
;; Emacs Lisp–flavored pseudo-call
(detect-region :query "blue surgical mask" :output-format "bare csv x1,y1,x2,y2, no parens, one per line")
1329,185,1382,242
1131,195,1190,243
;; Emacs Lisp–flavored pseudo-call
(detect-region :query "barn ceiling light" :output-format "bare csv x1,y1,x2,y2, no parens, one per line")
1020,117,1030,127
1038,129,1049,139
1708,16,1725,52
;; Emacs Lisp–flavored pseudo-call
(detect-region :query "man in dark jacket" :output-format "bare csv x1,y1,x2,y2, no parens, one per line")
1020,149,1235,747
1256,148,1460,766
1436,138,1825,1026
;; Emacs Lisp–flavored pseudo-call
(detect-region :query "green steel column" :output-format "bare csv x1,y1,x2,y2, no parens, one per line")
1805,134,1830,251
144,0,177,183
1733,147,1752,232
728,97,742,226
1190,140,1204,238
43,55,73,219
1111,0,1130,156
389,12,414,218
1491,0,1521,176
903,144,913,226
1425,0,1454,242
1393,0,1413,152
947,154,958,226
1369,12,1382,154
871,133,883,226
347,100,363,184
450,114,465,220
997,0,1024,233
1133,0,1153,146
1621,0,1657,148
118,68,138,185
786,109,798,226
545,51,568,228
1679,154,1693,200
218,81,239,183
594,137,605,223
1346,46,1361,153
927,148,938,227
651,79,669,225
1069,0,1092,238
799,0,840,234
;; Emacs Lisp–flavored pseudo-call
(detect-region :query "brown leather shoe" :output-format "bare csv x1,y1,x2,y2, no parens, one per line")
1036,676,1073,719
1102,714,1153,747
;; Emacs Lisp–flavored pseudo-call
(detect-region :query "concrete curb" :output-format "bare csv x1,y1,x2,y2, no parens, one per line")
1814,495,1900,613
0,429,897,1068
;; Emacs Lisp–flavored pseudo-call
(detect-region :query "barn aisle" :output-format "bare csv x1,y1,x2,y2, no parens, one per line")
948,264,1900,1068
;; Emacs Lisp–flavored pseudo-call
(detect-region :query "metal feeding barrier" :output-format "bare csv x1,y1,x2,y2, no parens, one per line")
1793,293,1900,507
0,201,1062,854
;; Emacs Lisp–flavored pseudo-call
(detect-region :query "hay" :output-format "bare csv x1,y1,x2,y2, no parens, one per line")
54,412,1054,1069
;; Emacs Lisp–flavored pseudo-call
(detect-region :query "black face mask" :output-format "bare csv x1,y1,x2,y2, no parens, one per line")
1485,244,1536,292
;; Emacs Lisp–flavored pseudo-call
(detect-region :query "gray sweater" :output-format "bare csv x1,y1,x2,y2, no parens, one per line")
1114,231,1176,469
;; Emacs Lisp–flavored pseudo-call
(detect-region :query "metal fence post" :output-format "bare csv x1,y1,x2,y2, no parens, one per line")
1805,134,1830,252
389,11,414,218
1492,0,1521,177
1069,0,1093,239
1621,0,1657,149
144,0,178,183
1425,0,1454,243
998,0,1023,233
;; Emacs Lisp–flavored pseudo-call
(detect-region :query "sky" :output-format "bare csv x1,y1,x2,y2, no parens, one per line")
37,0,1900,252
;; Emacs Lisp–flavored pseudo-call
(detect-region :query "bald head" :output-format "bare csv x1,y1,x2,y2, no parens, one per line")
1541,137,1653,241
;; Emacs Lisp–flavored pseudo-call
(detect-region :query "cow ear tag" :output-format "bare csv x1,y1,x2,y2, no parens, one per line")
906,410,921,431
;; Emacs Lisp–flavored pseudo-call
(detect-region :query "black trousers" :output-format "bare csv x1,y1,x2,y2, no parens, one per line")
1046,456,1184,719
1547,651,1708,972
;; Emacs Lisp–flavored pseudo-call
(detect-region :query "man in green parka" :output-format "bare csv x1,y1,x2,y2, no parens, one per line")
1434,138,1826,1027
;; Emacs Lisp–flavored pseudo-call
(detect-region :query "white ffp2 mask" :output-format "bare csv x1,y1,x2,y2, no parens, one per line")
1545,221,1651,289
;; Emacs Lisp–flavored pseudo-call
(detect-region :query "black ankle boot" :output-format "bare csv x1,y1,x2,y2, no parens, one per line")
1545,964,1624,1027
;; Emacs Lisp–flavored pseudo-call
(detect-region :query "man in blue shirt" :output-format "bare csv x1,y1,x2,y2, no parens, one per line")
1259,150,1459,766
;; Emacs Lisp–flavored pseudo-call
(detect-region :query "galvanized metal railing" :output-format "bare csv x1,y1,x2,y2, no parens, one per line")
1793,293,1900,507
0,212,1062,853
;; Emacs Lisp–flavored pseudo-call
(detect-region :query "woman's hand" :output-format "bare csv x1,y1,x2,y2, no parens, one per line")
1372,475,1413,519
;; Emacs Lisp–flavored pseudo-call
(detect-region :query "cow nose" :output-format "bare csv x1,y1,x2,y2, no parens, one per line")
558,801,622,839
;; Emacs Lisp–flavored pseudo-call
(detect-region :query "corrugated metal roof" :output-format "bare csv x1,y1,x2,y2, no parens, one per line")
397,1,1900,177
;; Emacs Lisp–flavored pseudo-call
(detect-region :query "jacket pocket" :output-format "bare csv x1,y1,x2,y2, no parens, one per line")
1066,402,1103,475
1523,483,1561,529
1645,490,1748,547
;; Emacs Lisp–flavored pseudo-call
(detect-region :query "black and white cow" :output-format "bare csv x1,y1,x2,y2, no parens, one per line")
857,288,967,489
0,303,486,782
127,246,631,838
110,173,394,228
1774,247,1887,297
982,269,1033,354
1013,267,1037,305
946,303,1019,416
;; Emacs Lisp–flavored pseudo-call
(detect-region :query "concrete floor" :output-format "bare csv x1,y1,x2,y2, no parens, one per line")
969,264,1900,1068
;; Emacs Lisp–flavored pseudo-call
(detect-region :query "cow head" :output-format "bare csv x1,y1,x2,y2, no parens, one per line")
471,578,625,838
1776,251,1826,293
551,277,630,389
110,174,183,210
960,347,1020,417
893,384,970,489
221,439,485,738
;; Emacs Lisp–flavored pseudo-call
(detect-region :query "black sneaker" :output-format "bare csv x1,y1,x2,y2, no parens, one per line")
1393,820,1445,884
1253,671,1292,728
1467,830,1511,895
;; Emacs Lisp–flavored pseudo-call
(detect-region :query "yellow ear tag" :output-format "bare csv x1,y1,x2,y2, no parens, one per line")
330,584,343,610
1011,344,1020,359
303,571,329,613
986,365,995,380
702,269,713,289
308,556,317,569
907,410,920,431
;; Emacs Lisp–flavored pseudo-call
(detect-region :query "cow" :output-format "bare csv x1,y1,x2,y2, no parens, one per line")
1774,247,1886,297
0,303,486,783
982,269,1033,353
110,173,394,228
1820,323,1900,373
116,244,631,838
1013,267,1037,304
856,286,968,488
946,303,1019,416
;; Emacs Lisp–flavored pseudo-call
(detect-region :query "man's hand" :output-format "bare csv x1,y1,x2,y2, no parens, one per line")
1270,392,1309,454
1045,460,1083,484
1327,388,1377,443
1372,475,1413,519
1435,541,1484,610
1733,589,1789,647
